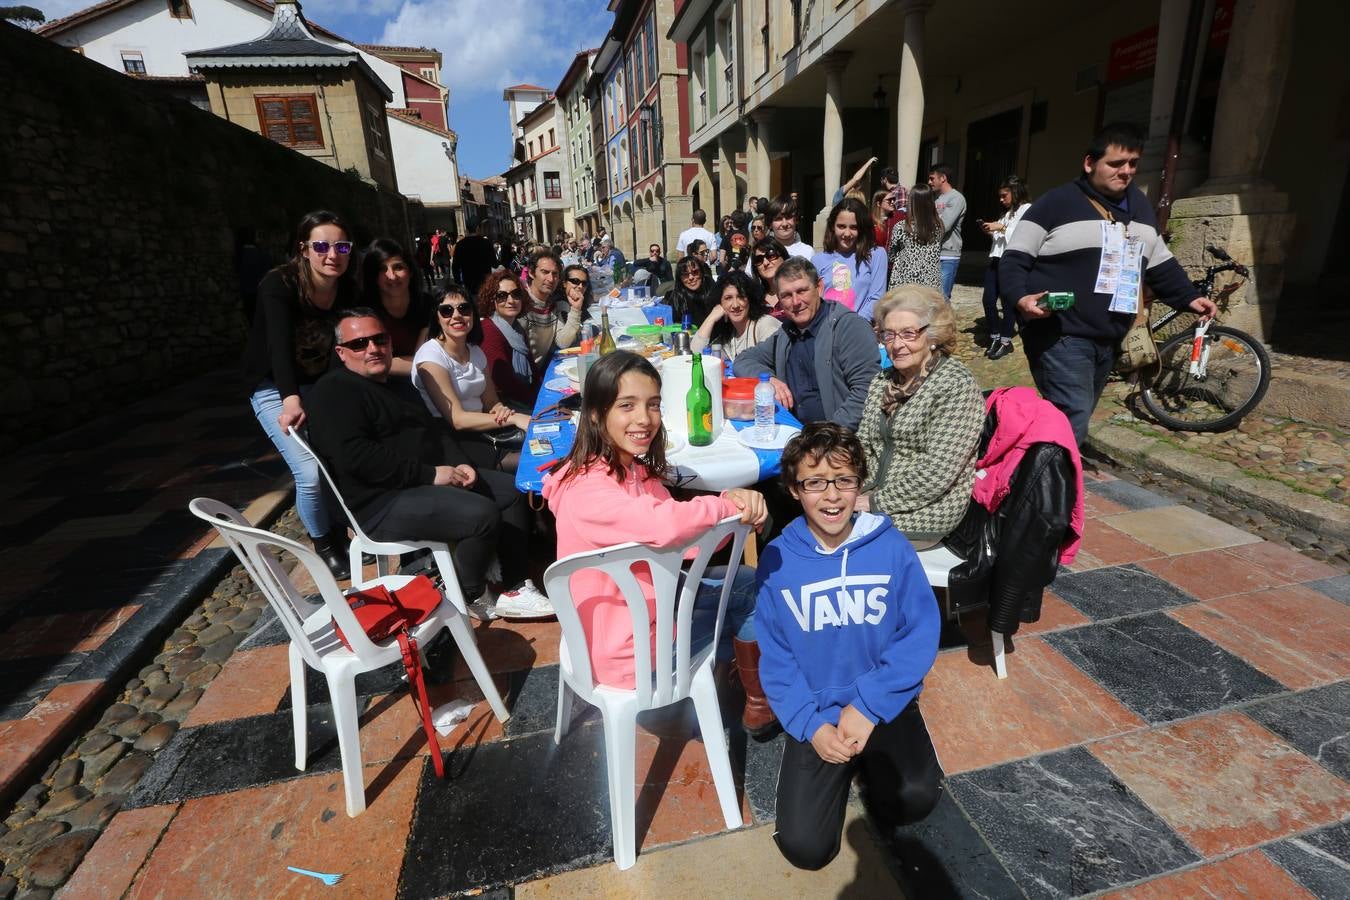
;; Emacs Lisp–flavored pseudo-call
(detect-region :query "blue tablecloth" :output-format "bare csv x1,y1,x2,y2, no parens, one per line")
514,304,803,494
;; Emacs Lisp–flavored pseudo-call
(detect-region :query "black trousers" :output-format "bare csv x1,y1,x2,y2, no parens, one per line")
368,469,528,599
774,699,943,871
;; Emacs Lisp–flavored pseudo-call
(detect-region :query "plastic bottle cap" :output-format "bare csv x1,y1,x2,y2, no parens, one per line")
759,373,770,382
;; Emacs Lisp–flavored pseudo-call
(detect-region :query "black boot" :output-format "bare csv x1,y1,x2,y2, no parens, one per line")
312,533,351,581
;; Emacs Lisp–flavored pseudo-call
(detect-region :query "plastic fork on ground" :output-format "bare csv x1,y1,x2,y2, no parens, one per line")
287,866,344,886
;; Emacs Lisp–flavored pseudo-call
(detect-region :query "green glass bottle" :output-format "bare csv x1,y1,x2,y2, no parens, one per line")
597,306,617,355
686,351,713,446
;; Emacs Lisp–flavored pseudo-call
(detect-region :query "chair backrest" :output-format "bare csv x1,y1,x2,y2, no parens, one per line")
188,497,387,666
287,426,370,544
543,515,749,710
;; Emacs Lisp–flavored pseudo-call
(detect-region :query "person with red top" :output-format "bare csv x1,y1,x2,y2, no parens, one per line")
476,270,541,406
541,351,777,735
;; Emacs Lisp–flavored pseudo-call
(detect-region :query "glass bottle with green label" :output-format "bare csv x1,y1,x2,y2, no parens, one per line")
686,351,713,446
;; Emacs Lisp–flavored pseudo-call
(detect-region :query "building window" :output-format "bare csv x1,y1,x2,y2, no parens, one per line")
717,12,735,108
529,179,536,202
120,51,146,74
166,0,192,19
254,94,323,148
366,103,387,159
690,36,707,127
544,171,562,199
644,16,656,86
528,139,535,157
548,127,555,147
420,66,436,80
759,0,770,74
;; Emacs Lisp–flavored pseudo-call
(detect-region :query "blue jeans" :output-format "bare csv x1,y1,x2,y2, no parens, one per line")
689,565,758,664
249,381,330,539
981,260,1015,340
1024,334,1115,448
939,257,959,300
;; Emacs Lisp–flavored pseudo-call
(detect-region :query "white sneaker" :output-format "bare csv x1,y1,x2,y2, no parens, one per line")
493,579,554,619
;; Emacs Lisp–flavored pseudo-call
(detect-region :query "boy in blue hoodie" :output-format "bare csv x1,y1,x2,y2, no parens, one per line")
754,422,942,870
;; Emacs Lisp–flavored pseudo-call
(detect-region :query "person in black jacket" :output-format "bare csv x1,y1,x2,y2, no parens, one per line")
307,309,551,617
242,210,356,578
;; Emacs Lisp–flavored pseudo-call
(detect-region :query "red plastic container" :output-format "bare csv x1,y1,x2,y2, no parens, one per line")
722,377,757,420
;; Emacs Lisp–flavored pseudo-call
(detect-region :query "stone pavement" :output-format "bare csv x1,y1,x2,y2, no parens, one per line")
0,369,291,806
40,465,1350,898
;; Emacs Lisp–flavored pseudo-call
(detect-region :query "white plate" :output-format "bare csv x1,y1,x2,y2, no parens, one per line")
544,376,572,392
555,359,579,382
737,424,800,450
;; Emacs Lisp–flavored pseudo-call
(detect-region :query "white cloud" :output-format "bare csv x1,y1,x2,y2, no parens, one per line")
378,0,608,97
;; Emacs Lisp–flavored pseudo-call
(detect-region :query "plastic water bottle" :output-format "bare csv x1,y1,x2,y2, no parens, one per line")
754,373,775,442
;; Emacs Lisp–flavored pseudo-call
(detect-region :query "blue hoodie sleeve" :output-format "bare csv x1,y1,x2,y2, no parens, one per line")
855,247,889,322
850,543,941,725
753,549,838,743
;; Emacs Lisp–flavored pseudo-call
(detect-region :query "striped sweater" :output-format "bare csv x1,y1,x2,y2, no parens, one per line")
998,177,1199,346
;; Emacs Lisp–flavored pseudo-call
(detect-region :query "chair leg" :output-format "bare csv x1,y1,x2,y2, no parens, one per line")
430,549,468,613
597,700,639,870
690,663,743,831
289,642,308,771
444,610,511,723
348,545,365,588
990,629,1007,679
328,668,366,817
554,674,574,744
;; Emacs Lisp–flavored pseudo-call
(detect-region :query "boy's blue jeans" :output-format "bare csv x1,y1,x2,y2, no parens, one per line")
689,565,757,663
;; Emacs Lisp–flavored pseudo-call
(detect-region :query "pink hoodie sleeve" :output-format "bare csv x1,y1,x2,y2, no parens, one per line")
563,472,739,549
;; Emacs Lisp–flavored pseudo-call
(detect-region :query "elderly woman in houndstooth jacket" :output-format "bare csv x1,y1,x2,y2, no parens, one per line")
857,284,986,549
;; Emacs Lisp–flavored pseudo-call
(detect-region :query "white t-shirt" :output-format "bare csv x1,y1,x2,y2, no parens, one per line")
412,340,488,418
676,225,717,255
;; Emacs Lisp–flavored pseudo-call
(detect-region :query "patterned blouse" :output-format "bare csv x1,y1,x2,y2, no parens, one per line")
888,221,943,292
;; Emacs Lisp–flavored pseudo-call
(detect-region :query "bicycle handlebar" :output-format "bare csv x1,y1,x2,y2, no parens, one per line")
1206,244,1232,262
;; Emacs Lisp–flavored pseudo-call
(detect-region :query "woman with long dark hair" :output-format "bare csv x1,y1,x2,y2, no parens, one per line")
413,282,532,471
361,237,428,378
888,183,943,292
690,269,782,361
667,254,717,324
811,196,889,320
980,175,1033,360
749,235,791,319
241,210,357,578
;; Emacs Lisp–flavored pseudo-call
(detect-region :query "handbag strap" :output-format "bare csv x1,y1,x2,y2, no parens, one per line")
1083,194,1115,224
397,630,446,779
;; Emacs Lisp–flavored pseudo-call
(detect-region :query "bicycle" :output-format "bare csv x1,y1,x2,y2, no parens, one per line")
1137,245,1271,432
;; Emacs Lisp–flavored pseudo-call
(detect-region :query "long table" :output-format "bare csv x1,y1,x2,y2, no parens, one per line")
514,306,802,495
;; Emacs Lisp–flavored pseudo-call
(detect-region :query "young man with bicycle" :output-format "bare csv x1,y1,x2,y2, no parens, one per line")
999,122,1218,447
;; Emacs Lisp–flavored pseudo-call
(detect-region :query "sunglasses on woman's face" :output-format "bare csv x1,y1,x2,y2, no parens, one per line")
306,240,353,255
753,250,781,265
495,288,526,301
438,302,474,318
565,276,589,287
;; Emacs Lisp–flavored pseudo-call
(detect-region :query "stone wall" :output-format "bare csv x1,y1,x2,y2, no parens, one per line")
0,24,425,454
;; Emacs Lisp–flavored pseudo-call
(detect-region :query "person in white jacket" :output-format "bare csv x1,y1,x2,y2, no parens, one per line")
980,175,1032,360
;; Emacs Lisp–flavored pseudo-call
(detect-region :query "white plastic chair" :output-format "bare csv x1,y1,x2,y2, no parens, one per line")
287,427,510,717
543,516,750,870
917,544,1006,679
189,498,500,816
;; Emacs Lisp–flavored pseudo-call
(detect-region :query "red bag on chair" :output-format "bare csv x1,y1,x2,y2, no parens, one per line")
335,574,446,777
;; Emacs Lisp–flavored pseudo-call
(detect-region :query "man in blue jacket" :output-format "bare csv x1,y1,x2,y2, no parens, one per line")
755,423,942,871
999,122,1217,446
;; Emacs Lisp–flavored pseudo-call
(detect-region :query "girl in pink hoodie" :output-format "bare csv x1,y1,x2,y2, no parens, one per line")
541,351,776,734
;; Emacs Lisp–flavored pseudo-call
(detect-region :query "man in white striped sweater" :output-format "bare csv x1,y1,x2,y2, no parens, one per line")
999,122,1217,447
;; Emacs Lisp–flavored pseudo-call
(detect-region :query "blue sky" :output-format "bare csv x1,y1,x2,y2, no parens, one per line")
319,0,613,179
36,0,613,179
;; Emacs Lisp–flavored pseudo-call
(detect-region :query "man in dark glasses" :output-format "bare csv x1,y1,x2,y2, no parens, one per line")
632,242,673,285
308,309,550,617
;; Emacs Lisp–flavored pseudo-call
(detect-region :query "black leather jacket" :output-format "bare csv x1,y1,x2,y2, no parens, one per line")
942,406,1077,634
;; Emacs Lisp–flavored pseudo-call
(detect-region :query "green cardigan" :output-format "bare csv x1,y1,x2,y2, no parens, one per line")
857,356,986,539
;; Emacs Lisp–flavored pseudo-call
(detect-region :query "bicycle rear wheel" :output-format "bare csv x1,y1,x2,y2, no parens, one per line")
1140,325,1271,432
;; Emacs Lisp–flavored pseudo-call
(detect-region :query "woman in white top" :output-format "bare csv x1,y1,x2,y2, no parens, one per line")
413,283,532,471
980,175,1032,360
690,269,782,361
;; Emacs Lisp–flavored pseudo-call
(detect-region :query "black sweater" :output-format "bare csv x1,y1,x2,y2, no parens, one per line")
241,269,355,397
998,177,1199,346
307,367,469,525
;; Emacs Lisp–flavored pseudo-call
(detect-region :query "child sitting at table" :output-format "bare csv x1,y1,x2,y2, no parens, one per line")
540,351,778,735
754,422,942,870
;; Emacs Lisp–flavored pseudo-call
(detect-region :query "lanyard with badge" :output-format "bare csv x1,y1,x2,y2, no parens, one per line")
1085,196,1144,314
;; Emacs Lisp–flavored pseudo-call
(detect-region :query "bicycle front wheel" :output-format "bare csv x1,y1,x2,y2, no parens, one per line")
1140,325,1271,432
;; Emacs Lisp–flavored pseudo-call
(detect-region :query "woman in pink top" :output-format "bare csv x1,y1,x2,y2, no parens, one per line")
541,351,777,735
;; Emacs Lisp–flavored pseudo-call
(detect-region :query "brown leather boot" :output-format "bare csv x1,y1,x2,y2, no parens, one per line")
733,638,778,738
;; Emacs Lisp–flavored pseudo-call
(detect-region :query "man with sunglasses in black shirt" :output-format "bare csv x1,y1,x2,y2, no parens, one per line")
308,308,551,618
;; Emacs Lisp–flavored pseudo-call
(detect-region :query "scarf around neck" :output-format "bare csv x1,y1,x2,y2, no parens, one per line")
881,351,944,417
491,312,534,384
